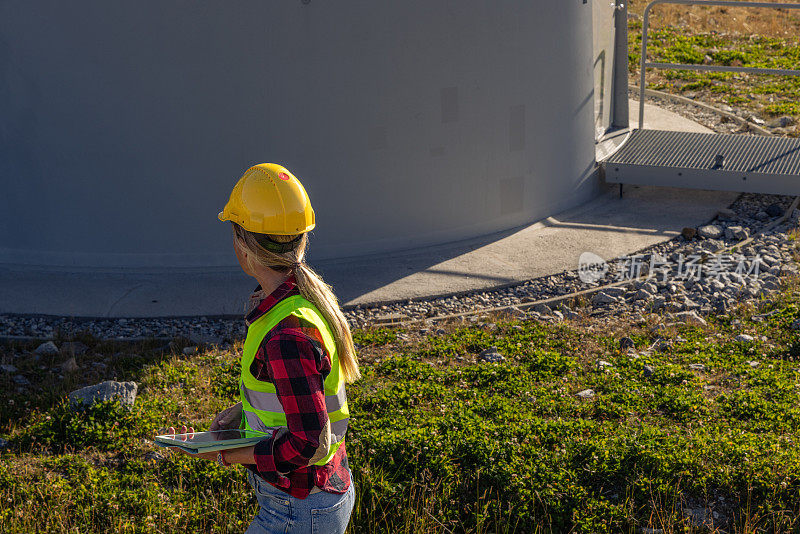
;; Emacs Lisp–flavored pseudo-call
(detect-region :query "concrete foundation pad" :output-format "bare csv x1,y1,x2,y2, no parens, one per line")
0,99,739,317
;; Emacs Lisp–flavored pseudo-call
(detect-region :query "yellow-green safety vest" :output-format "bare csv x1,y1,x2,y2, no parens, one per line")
240,294,349,466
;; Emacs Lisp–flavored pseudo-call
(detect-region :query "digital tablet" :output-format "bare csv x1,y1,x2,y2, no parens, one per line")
154,428,272,453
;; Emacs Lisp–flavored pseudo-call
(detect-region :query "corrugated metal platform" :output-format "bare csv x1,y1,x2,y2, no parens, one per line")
602,129,800,195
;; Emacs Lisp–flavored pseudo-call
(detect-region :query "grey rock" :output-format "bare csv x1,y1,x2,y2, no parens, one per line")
0,364,17,373
60,357,80,373
717,208,736,221
767,115,795,128
596,360,613,371
643,365,655,378
34,341,59,356
533,303,552,315
506,306,528,319
619,337,636,350
576,389,595,399
766,203,784,217
592,291,618,305
747,360,761,368
641,282,658,294
652,338,672,352
735,334,754,342
603,287,627,297
182,346,198,355
724,226,748,240
0,438,8,449
478,347,505,363
633,289,652,301
689,363,706,371
68,381,138,408
12,375,30,385
675,310,707,326
712,299,728,313
61,341,89,356
698,225,723,239
755,210,769,221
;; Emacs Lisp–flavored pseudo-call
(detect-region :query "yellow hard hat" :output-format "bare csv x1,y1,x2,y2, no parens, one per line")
218,163,316,235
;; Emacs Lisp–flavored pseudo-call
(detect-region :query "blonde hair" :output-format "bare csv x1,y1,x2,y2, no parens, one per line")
232,223,361,383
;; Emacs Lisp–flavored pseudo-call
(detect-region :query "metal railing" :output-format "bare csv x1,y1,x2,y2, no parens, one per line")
639,0,800,127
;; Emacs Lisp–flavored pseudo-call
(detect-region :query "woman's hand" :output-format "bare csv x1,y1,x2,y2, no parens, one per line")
164,425,217,461
210,402,243,431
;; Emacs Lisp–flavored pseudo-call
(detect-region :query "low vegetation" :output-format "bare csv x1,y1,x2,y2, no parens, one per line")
4,266,800,532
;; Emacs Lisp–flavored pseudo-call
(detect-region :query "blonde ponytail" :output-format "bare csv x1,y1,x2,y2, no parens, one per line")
232,224,361,383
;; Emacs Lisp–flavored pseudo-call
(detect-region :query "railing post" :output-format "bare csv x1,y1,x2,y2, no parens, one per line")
639,2,655,128
612,0,630,129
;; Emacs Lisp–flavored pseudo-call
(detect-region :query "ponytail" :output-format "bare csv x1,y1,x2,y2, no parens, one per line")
232,224,361,383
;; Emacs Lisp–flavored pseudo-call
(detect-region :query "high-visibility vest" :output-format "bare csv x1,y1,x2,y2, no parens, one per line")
240,294,349,466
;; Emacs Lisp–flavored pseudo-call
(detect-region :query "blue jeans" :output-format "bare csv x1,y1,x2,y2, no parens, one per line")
244,469,355,534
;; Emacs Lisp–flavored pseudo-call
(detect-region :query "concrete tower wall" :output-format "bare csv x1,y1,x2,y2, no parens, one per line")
0,1,599,268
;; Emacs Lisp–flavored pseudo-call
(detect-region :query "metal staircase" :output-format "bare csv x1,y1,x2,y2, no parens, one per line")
600,0,800,195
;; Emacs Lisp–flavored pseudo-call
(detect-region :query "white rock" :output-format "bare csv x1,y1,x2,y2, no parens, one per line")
0,364,17,373
597,360,613,371
735,334,754,342
576,389,595,399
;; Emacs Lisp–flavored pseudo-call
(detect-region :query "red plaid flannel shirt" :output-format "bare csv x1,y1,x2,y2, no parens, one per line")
244,273,351,499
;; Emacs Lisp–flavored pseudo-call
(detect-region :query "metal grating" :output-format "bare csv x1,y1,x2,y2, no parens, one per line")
602,129,800,195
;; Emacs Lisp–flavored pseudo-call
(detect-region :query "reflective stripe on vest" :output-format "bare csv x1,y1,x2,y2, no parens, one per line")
240,294,349,466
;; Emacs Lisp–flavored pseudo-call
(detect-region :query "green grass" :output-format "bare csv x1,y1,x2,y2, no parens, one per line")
629,23,800,130
5,273,800,532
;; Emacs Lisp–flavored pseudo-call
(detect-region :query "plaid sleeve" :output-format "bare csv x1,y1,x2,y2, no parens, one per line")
252,329,330,478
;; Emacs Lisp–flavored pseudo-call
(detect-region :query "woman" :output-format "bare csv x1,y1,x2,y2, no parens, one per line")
169,163,360,533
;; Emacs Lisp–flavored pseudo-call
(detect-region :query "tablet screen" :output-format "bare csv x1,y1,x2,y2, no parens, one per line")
154,429,271,448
